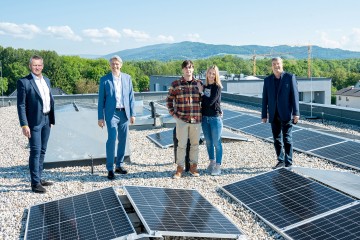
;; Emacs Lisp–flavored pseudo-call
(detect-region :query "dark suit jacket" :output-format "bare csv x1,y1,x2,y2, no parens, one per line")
97,72,136,122
261,71,299,123
17,74,55,128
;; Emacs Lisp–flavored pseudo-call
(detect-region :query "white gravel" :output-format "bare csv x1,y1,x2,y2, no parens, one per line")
0,104,359,240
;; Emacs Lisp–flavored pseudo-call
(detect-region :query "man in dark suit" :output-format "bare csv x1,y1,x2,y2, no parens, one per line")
17,55,55,193
261,57,300,169
98,55,136,180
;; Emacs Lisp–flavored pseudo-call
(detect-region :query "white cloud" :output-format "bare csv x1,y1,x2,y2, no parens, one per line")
318,29,360,51
82,27,121,43
122,28,150,42
0,22,41,39
46,26,82,41
185,33,201,42
156,35,175,43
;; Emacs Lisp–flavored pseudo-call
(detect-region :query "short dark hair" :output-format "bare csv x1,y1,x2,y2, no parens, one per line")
181,60,194,69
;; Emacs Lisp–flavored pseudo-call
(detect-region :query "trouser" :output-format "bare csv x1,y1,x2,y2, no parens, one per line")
175,119,201,167
106,110,128,171
29,115,51,186
271,115,293,165
173,127,190,171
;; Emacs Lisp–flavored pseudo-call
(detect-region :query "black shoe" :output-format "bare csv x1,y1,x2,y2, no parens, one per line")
273,161,285,169
115,167,128,174
285,163,293,167
31,184,46,194
40,180,53,186
107,171,115,180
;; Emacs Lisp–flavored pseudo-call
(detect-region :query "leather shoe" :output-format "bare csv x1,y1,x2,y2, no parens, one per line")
272,161,285,169
40,180,53,186
107,171,115,180
115,167,128,174
31,184,46,194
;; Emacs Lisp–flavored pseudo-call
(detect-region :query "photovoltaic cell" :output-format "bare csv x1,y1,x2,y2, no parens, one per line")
223,115,259,130
310,141,360,170
123,186,245,239
25,187,136,240
146,130,174,148
284,203,360,240
241,123,273,139
292,129,344,151
220,168,355,230
222,109,242,120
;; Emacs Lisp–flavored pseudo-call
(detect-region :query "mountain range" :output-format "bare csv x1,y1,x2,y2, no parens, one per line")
101,41,360,61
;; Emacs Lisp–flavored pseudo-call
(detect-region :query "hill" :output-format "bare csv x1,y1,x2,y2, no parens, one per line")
103,41,360,61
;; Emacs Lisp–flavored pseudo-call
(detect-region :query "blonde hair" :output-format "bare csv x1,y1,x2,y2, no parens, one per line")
205,65,223,88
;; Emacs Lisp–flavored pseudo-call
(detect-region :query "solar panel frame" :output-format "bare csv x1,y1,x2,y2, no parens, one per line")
283,202,360,240
310,141,360,170
223,115,260,130
240,122,274,139
222,109,243,120
292,129,345,152
123,185,246,239
219,168,356,232
25,187,136,240
146,129,174,148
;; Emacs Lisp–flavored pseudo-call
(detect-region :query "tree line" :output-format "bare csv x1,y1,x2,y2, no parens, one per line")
1,46,360,96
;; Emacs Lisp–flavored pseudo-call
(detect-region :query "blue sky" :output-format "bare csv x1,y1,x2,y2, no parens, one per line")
1,0,360,56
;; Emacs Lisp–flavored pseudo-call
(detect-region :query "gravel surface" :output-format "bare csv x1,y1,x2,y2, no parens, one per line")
0,104,359,240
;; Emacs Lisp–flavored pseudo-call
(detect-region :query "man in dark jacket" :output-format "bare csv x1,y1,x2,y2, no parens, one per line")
261,57,300,169
17,55,55,193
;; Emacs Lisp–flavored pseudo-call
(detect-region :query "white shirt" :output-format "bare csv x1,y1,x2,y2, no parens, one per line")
32,73,51,113
113,74,124,108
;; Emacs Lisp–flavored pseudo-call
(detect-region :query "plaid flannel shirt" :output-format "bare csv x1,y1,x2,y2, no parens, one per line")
166,77,202,124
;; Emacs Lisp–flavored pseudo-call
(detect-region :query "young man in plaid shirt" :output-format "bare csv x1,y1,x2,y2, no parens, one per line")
166,60,204,179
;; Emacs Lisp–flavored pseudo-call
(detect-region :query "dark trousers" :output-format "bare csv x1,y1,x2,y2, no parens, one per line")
271,114,293,165
29,115,51,186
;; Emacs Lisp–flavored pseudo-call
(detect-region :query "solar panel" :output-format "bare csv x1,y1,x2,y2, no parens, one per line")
25,187,136,240
223,115,259,130
222,109,242,120
310,141,360,170
147,128,249,148
146,129,174,148
123,186,245,239
292,129,344,151
222,128,249,141
240,122,273,139
284,203,360,240
219,168,355,230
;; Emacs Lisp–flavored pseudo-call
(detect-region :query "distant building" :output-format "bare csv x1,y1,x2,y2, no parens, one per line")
150,74,332,105
335,81,360,108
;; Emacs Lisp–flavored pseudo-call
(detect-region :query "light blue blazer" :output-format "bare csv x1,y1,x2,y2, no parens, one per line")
97,72,136,122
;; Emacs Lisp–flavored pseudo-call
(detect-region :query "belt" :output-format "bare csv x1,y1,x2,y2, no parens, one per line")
116,108,125,111
43,112,50,116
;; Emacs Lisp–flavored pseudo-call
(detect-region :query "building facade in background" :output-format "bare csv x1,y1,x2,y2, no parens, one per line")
150,75,332,105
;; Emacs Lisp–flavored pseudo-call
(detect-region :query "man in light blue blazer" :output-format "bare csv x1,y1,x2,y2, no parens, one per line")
98,55,136,180
261,57,300,169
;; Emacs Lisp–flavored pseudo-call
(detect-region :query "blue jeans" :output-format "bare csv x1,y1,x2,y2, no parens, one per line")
271,116,293,165
201,116,223,165
105,110,128,171
29,115,51,186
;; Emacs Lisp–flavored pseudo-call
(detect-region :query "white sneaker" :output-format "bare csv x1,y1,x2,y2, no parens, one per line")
211,165,221,176
207,160,216,173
